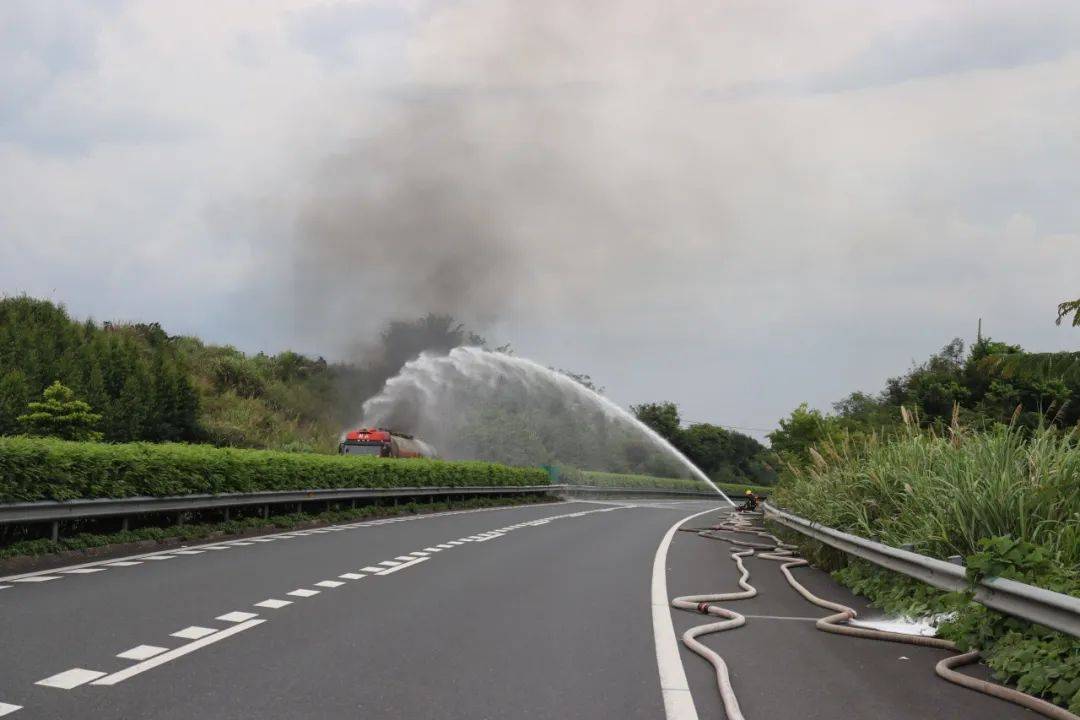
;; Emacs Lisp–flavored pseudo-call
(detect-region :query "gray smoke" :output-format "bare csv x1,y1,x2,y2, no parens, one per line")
288,1,751,356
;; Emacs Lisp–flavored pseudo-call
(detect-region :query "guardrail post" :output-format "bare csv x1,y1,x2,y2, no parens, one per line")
51,520,59,542
262,504,269,519
224,507,230,522
121,517,129,532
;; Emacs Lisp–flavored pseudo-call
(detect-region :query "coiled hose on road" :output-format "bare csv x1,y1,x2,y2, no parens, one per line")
671,512,1079,720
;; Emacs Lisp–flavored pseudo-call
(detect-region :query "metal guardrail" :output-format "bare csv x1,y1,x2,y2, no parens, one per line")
0,485,560,524
763,502,1080,639
560,486,723,498
0,483,724,526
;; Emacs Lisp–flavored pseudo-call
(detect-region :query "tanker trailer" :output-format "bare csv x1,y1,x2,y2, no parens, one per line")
338,427,438,459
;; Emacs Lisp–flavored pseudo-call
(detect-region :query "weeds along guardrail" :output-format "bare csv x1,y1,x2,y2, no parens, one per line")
763,502,1080,639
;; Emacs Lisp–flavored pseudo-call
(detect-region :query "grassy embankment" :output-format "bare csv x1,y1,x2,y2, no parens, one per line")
773,422,1080,713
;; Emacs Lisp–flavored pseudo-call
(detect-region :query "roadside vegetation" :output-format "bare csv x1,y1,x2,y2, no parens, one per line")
768,308,1080,712
0,436,548,504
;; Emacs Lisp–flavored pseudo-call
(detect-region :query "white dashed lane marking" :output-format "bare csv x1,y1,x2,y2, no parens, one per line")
338,573,365,580
171,626,217,640
217,611,259,623
378,561,400,567
0,701,21,716
93,620,264,687
12,576,60,583
409,551,429,556
314,580,344,588
59,568,106,575
287,589,320,598
437,544,453,549
104,561,142,567
171,550,205,555
360,566,384,573
254,599,292,609
143,555,174,561
376,557,429,575
117,645,167,661
0,585,11,590
36,668,106,689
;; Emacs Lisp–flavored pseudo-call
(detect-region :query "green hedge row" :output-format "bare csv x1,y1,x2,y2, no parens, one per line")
0,437,549,503
574,469,770,497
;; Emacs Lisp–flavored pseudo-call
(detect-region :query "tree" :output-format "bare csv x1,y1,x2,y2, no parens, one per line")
18,381,103,441
768,403,836,465
0,369,30,435
1058,298,1080,327
631,402,682,445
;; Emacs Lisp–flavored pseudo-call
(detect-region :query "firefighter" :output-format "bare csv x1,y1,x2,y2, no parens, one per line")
741,489,758,512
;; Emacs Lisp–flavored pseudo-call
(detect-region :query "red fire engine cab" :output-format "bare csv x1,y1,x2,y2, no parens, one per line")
338,428,438,459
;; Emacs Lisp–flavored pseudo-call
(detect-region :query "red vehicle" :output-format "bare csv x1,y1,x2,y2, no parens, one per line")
338,428,438,459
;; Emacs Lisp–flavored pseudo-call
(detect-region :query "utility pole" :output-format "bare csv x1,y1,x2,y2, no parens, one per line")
977,318,982,344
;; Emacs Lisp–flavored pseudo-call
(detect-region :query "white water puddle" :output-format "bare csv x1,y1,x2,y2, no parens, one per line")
847,615,942,637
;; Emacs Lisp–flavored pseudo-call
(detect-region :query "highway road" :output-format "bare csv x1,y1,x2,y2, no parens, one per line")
0,499,1028,719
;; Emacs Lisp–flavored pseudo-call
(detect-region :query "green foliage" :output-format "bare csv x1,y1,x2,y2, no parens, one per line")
632,402,682,441
775,425,1080,712
772,337,1080,472
18,381,103,441
0,436,549,503
1058,298,1080,327
0,297,200,442
631,402,776,485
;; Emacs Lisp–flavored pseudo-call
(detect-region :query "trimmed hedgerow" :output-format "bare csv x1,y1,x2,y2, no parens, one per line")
0,436,549,503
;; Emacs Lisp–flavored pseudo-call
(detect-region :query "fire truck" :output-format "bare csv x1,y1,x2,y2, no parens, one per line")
338,428,438,459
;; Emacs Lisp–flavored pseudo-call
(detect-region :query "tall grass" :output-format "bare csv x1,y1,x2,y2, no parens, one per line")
774,422,1080,567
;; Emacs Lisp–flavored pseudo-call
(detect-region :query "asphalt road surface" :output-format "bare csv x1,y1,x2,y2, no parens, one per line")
0,499,1029,719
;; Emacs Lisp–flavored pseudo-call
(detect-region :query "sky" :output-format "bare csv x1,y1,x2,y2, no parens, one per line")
2,0,1079,440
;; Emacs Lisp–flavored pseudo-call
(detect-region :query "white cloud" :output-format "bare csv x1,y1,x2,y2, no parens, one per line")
1,0,1077,437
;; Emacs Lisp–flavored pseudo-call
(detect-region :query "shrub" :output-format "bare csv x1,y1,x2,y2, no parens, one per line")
0,436,549,503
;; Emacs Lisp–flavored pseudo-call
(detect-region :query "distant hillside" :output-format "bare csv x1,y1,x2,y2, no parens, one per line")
0,297,482,453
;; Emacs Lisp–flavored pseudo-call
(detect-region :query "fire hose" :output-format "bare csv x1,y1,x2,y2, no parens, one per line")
671,512,1079,720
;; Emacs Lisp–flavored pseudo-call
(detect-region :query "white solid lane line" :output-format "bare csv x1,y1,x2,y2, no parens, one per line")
315,580,344,588
254,599,292,609
393,556,415,561
338,573,365,580
93,620,265,686
409,551,429,556
117,645,168,661
12,576,60,583
423,547,441,552
171,550,205,555
287,588,319,598
143,555,175,560
36,668,107,689
376,557,429,575
0,702,21,716
104,561,142,567
217,611,259,623
437,544,454,549
0,585,11,590
171,626,218,640
59,568,106,574
651,504,729,720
